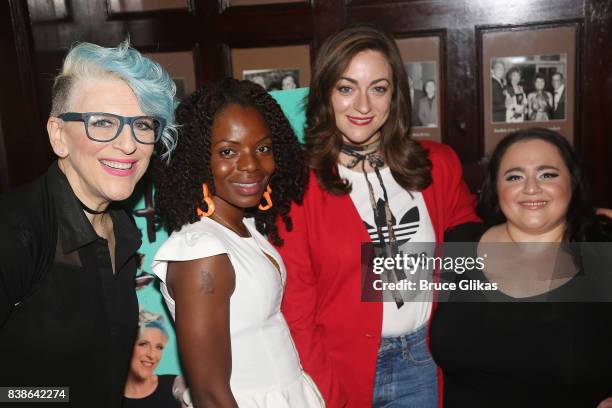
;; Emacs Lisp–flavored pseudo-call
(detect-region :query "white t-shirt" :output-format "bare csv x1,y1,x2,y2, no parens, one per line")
338,164,435,337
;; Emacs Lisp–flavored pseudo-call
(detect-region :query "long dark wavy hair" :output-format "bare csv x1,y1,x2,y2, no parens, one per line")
306,24,432,195
153,78,308,245
477,128,611,242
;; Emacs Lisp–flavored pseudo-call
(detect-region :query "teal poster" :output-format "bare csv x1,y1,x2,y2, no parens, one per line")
132,88,308,375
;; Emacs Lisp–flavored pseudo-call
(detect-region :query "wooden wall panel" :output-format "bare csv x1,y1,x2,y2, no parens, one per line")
0,0,49,192
0,0,610,205
580,0,612,207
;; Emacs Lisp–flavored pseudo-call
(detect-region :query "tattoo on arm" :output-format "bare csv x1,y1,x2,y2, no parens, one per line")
200,270,215,294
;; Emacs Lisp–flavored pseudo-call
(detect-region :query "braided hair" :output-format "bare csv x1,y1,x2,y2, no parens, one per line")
153,78,308,245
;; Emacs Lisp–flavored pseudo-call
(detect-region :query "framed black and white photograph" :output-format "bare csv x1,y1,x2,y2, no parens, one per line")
490,54,567,124
231,45,311,90
404,61,438,128
243,69,300,91
479,23,579,155
396,35,444,142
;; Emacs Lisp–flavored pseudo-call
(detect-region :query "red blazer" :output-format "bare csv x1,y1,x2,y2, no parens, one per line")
276,141,479,407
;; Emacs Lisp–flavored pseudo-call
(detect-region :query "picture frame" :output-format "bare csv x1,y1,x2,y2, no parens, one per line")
27,0,70,23
142,50,197,101
478,22,580,156
396,34,444,142
243,69,300,91
106,0,190,16
222,0,306,6
231,44,311,89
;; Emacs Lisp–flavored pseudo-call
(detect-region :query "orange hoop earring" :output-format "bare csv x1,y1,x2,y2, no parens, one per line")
258,185,273,211
196,183,215,217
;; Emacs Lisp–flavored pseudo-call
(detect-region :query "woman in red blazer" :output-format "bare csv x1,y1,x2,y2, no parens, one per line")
275,25,480,407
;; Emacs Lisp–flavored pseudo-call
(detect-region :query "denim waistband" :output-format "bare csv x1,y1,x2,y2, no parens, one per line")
379,324,428,349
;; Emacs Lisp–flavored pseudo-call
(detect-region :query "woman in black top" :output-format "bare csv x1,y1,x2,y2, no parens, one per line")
0,40,177,407
430,128,612,407
124,311,186,408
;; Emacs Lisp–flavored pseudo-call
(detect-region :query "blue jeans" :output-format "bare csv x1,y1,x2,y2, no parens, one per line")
372,325,438,408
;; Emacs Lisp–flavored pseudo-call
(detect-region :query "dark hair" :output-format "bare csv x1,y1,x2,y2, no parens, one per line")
153,78,308,245
552,72,565,81
506,67,522,84
305,23,431,195
533,73,546,83
477,128,611,242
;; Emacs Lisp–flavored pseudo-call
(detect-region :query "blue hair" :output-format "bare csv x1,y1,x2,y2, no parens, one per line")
142,318,169,338
52,40,178,159
138,310,169,339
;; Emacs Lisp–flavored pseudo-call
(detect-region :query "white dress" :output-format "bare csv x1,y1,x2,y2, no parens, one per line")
152,217,324,408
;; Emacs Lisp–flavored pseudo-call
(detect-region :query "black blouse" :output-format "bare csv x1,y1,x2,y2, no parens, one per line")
123,375,182,408
430,225,612,407
0,162,140,408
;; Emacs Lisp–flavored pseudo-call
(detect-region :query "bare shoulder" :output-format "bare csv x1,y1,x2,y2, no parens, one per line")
166,254,236,300
480,224,507,243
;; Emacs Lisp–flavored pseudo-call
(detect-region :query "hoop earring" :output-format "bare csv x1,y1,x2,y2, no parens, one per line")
258,185,273,211
196,183,215,217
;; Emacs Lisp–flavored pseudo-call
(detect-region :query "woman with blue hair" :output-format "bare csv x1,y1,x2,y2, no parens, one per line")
0,40,177,408
124,310,186,407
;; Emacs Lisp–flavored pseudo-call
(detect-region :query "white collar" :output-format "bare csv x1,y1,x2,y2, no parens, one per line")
554,85,565,95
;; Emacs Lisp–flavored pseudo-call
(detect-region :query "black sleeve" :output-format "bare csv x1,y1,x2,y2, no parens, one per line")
0,219,34,327
444,221,485,242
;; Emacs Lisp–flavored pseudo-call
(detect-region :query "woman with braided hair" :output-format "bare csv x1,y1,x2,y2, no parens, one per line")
151,78,323,407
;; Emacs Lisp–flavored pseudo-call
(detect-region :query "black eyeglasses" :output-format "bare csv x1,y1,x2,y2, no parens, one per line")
57,112,166,145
